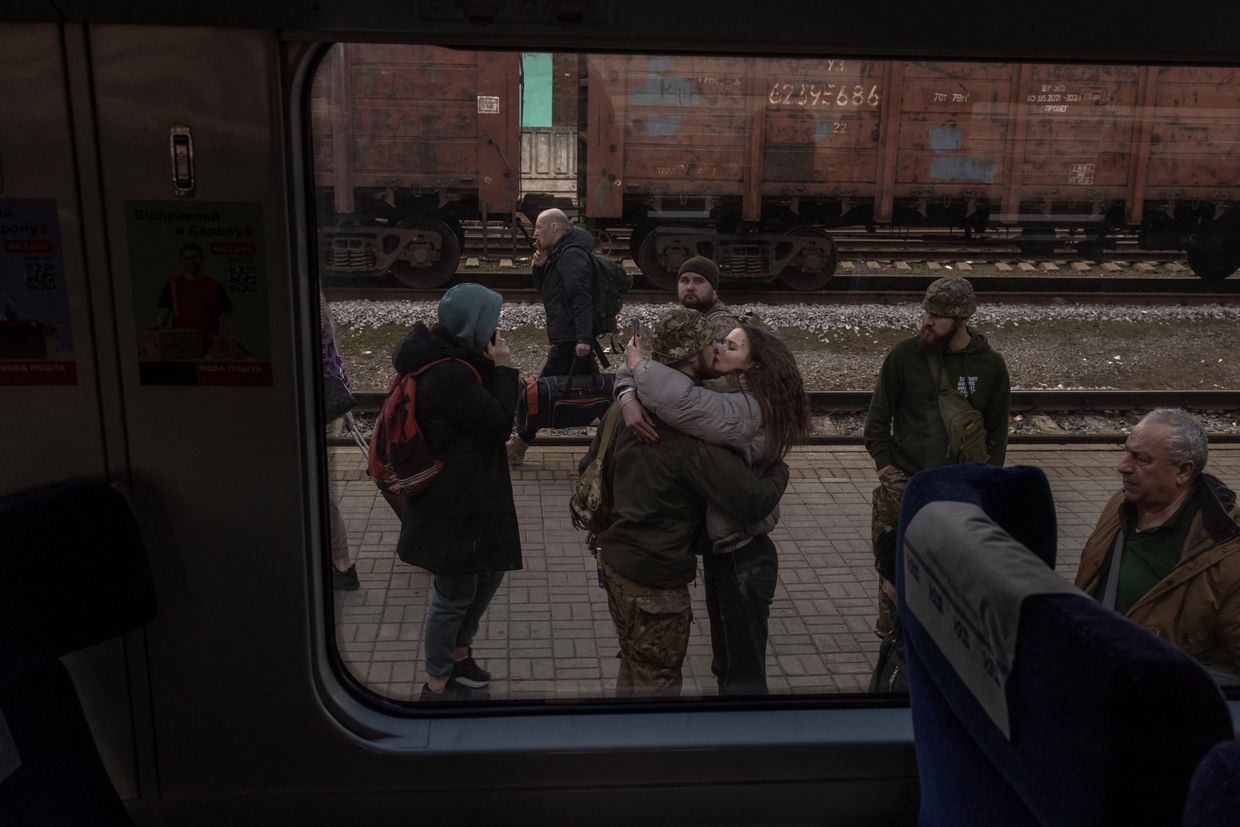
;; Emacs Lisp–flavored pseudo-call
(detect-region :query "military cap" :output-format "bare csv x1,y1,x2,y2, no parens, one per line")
677,255,720,289
651,307,713,366
921,276,977,318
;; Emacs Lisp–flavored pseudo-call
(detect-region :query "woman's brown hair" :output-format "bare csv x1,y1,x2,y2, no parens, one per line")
737,324,811,461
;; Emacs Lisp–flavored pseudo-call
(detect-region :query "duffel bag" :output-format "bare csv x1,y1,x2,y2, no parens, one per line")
518,368,615,432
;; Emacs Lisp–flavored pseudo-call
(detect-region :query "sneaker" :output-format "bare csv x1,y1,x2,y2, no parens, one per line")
451,652,491,688
418,680,474,702
332,564,360,591
506,435,529,466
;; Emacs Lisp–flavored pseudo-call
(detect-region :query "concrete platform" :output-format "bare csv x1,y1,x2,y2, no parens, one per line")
328,443,1240,702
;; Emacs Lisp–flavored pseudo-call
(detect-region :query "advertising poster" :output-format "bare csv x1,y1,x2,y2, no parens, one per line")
125,201,272,386
0,198,76,385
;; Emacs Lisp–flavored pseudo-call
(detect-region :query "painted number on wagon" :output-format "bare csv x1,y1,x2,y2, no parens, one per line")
768,83,881,108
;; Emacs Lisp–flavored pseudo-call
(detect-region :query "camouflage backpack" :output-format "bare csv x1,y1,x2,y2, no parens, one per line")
569,403,624,535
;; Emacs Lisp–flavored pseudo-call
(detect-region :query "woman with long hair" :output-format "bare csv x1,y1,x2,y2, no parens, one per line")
710,324,812,462
620,321,811,695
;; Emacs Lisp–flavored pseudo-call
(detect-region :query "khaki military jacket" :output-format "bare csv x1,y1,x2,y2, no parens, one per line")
1074,474,1240,672
702,301,740,341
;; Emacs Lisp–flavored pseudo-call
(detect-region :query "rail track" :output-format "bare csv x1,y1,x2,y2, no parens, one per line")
458,221,1188,262
324,274,1240,306
323,220,1233,293
327,389,1240,448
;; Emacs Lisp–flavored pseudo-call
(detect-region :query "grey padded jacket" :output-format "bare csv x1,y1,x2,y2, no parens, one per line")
627,358,780,552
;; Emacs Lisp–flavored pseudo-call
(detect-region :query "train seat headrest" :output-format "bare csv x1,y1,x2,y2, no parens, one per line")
899,464,1232,827
902,498,1077,738
0,480,157,689
1182,739,1240,827
897,463,1058,567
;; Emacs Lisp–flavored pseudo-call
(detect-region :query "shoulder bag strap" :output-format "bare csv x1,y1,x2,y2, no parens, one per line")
924,351,952,397
595,403,624,465
925,351,983,411
453,357,483,383
1100,530,1126,611
409,356,482,383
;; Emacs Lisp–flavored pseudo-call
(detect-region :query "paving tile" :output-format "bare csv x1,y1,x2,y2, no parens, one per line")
328,444,1240,703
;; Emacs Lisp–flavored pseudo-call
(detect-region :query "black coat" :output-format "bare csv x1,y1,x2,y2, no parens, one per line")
532,224,594,344
391,323,522,576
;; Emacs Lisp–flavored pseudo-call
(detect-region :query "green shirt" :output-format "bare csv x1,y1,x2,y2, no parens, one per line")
1092,485,1201,614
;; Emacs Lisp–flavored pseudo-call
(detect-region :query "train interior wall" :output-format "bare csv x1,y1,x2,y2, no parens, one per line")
5,11,1240,822
0,22,929,825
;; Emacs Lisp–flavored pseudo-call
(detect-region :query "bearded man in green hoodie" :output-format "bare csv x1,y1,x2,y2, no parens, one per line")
863,276,1011,636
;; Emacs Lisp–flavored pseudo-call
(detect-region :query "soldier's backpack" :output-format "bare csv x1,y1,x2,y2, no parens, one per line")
366,357,481,516
569,402,624,535
585,252,632,368
589,252,632,338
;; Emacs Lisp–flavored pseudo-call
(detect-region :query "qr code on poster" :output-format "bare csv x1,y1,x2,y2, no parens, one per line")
23,261,57,291
228,264,257,294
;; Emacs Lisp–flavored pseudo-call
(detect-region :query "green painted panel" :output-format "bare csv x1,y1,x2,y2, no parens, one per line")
522,52,552,128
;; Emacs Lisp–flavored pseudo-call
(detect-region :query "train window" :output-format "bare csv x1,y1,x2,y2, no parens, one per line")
309,45,1240,707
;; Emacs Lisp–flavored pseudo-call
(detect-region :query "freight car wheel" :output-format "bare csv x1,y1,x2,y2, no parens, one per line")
591,228,615,257
777,227,838,291
390,218,462,288
637,232,680,291
1186,248,1240,281
629,225,652,262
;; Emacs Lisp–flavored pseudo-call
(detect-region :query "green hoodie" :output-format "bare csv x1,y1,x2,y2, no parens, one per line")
864,328,1010,475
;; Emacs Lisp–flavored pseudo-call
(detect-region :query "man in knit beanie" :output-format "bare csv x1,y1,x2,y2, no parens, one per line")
675,255,739,343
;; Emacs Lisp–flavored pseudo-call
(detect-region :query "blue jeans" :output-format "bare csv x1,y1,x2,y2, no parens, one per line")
424,570,504,678
702,534,779,696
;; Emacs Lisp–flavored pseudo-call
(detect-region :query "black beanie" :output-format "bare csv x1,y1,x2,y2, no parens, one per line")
677,256,720,289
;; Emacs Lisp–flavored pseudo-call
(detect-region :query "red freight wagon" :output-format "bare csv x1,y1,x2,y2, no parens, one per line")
584,55,1240,287
310,44,521,286
307,47,1239,288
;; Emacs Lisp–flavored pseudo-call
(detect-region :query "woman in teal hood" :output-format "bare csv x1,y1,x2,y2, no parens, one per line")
435,282,502,353
391,283,522,701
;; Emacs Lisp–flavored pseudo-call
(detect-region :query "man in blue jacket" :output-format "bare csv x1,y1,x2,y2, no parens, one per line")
507,208,596,465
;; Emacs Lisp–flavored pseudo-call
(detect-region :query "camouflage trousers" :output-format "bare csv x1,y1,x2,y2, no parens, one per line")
603,563,692,697
870,466,910,636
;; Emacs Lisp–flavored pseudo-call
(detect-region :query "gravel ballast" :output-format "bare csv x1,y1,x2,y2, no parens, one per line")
330,299,1240,395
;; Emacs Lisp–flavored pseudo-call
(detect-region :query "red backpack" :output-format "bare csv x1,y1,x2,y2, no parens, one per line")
366,357,481,509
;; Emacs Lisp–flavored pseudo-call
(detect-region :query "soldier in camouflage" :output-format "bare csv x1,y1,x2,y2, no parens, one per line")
864,276,1011,636
614,256,766,443
588,307,790,696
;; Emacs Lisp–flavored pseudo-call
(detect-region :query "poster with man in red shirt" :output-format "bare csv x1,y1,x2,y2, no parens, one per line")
127,201,272,385
155,242,236,346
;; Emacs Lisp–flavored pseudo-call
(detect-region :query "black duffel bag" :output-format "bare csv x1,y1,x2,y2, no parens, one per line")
518,363,615,432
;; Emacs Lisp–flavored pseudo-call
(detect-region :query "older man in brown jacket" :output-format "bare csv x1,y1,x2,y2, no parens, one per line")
1075,408,1240,681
